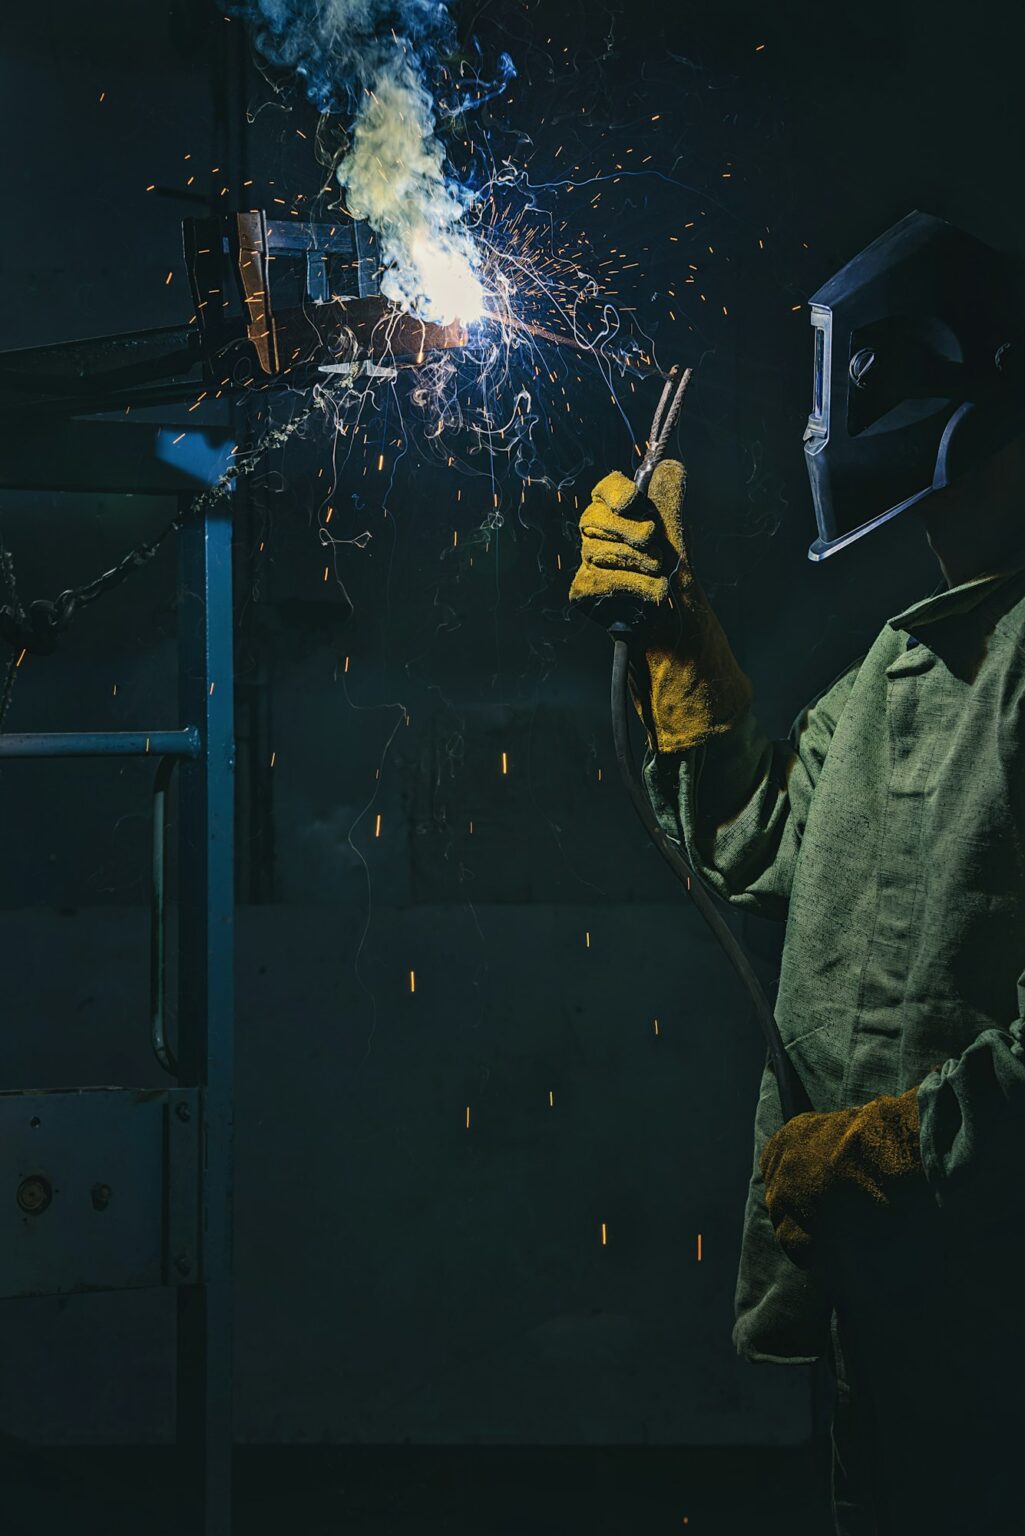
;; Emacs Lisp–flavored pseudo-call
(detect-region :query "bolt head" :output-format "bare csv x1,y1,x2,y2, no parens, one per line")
17,1175,53,1215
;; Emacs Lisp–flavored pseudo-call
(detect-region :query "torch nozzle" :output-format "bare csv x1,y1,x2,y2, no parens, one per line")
634,363,693,494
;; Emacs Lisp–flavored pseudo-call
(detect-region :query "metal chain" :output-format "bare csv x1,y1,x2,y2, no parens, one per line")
0,381,342,685
0,535,24,726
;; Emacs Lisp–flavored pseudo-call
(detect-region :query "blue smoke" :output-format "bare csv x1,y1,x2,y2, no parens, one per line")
232,0,456,113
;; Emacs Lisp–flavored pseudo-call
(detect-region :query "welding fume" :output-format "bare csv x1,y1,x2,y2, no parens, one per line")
571,210,1025,1534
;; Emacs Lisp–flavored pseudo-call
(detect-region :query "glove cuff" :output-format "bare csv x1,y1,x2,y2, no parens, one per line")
864,1086,922,1183
629,584,752,753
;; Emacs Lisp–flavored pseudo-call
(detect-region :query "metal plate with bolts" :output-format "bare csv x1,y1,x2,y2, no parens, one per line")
0,1086,199,1300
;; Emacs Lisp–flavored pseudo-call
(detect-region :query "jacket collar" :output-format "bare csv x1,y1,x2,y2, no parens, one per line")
887,559,1025,634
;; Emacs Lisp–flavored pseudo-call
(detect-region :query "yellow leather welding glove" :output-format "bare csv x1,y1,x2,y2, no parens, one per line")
759,1089,923,1270
568,461,751,752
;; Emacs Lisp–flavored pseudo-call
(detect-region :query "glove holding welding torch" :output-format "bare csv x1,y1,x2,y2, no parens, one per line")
568,460,753,752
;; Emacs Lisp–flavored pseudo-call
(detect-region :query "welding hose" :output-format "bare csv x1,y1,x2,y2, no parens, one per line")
609,651,888,1502
609,635,811,1122
612,642,885,1500
606,380,874,1464
595,363,809,1120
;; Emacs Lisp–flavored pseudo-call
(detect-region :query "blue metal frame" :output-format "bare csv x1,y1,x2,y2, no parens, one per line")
0,447,236,1534
174,493,236,1533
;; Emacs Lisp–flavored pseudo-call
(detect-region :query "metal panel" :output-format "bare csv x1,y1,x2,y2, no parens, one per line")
0,1086,198,1299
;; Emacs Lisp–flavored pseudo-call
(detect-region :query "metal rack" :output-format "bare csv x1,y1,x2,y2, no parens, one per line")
0,422,237,1532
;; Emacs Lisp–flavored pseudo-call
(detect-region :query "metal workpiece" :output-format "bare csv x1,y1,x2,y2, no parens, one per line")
184,209,465,382
0,209,469,416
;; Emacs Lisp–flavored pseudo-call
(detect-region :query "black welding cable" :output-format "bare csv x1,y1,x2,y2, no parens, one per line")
609,636,811,1123
610,364,811,1122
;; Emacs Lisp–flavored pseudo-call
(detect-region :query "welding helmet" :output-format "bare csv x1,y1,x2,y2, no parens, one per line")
804,211,1025,559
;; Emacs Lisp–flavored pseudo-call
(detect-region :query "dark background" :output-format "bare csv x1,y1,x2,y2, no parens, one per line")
0,0,1020,1530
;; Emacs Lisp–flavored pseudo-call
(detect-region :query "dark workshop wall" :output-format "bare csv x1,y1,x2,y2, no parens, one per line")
0,0,1018,1445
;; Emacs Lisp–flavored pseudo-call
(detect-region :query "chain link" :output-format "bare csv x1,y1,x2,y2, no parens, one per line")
0,380,344,702
0,536,24,726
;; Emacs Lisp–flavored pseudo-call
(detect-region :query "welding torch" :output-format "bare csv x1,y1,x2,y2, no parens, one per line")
601,367,811,1124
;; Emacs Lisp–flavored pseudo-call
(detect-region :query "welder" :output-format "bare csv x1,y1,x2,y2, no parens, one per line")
570,211,1025,1534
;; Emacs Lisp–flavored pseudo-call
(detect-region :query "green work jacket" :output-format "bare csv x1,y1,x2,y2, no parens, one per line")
644,563,1025,1364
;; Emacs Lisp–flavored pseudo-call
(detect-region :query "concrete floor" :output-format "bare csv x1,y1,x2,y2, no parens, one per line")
2,1443,832,1535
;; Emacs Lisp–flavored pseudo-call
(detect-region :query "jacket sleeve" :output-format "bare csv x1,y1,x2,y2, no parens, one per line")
918,996,1025,1223
642,661,861,920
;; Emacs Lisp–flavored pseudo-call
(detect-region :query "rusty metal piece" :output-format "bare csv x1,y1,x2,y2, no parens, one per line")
186,211,468,383
234,211,278,375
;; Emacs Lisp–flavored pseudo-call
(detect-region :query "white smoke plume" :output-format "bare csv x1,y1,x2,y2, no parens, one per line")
339,58,483,321
232,0,488,324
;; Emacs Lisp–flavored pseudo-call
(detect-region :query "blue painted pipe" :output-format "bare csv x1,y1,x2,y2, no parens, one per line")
0,728,200,759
